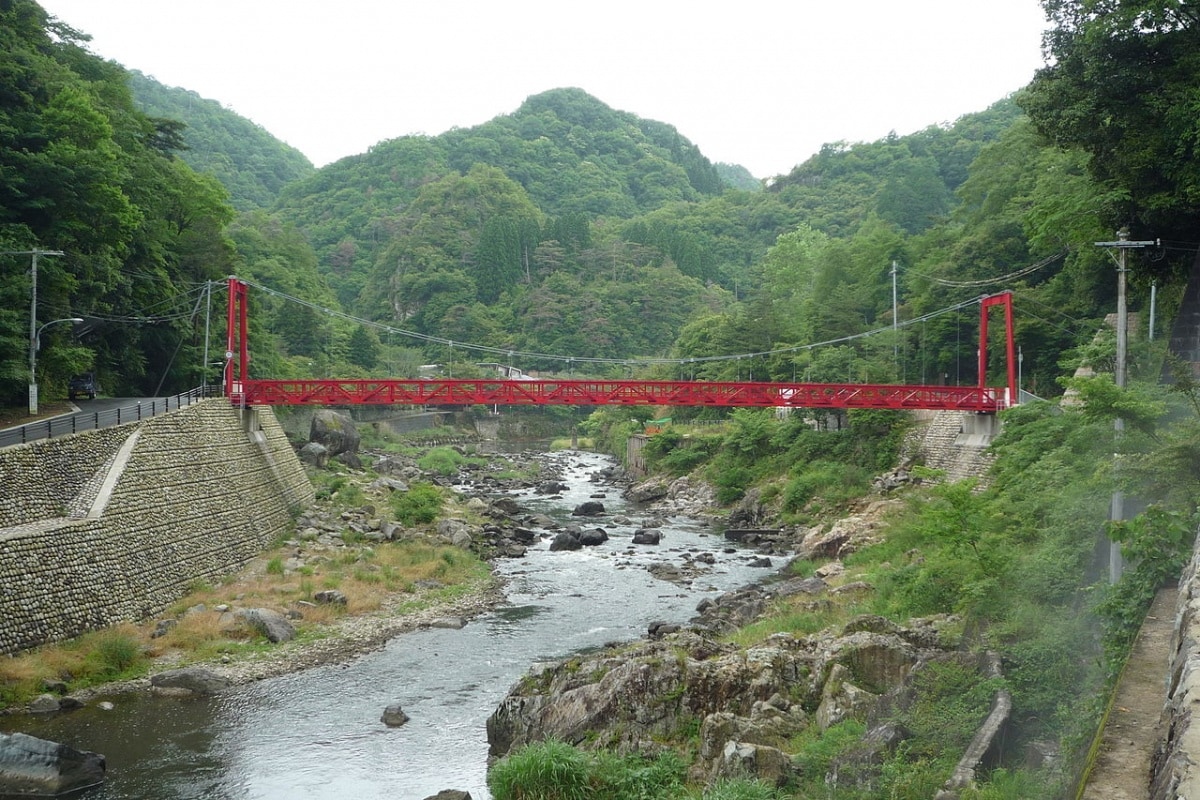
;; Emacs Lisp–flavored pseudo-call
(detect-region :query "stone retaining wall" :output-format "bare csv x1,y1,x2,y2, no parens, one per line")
904,410,996,486
0,400,313,654
1150,538,1200,798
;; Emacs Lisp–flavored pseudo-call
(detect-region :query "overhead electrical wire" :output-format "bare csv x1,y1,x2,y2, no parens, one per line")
234,276,998,370
906,250,1068,289
85,282,211,324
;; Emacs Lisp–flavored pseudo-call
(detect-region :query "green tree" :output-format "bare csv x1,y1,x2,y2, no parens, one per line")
1021,0,1200,260
346,325,381,370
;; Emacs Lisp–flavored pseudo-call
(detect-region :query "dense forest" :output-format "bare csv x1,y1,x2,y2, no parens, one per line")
4,1,1194,403
6,0,1200,796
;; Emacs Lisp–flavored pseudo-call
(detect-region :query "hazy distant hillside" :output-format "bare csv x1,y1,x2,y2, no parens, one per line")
275,89,725,248
127,71,314,210
715,162,761,191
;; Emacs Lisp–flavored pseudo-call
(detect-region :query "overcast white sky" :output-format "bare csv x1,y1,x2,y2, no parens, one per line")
39,1,1049,179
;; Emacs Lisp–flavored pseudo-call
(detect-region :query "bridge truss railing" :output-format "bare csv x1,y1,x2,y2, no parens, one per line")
228,378,1006,412
223,277,1016,413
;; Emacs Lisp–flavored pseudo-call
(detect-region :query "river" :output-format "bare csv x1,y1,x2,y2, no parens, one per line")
3,450,772,799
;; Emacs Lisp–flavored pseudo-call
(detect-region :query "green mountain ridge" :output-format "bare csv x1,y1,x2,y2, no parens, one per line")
126,70,315,211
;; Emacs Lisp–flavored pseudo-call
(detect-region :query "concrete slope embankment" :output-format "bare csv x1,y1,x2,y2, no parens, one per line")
0,400,312,654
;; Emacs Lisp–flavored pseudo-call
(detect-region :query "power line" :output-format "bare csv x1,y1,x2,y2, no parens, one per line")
908,250,1068,289
234,276,994,370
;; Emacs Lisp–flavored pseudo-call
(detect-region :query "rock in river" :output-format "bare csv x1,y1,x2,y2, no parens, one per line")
150,667,232,695
0,732,106,796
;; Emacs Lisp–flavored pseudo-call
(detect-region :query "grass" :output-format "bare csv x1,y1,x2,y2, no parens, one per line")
0,401,75,429
487,740,792,800
0,532,491,710
0,624,149,706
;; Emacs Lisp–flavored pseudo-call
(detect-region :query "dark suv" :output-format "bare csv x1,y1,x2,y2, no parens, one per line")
68,372,100,400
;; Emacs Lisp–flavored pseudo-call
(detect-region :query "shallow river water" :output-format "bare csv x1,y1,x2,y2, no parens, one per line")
4,450,771,799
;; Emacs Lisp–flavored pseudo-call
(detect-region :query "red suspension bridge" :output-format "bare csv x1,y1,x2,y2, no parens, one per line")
223,278,1017,413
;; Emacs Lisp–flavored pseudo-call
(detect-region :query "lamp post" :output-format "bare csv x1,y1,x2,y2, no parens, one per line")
30,317,83,415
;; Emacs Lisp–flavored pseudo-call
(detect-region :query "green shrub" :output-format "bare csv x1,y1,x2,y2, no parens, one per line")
418,447,466,476
89,631,144,678
701,778,787,800
658,444,714,475
792,718,866,784
713,465,751,504
591,749,686,799
782,459,870,514
961,767,1058,799
391,482,444,526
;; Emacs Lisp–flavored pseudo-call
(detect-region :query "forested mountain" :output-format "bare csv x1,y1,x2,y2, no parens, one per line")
126,71,314,211
6,0,1197,414
264,88,1053,386
0,2,237,402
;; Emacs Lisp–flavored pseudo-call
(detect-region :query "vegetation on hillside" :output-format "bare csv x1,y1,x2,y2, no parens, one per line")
7,0,1200,793
127,70,314,211
0,2,237,402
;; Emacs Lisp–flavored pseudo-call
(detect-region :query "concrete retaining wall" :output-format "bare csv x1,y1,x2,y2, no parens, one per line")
0,400,313,654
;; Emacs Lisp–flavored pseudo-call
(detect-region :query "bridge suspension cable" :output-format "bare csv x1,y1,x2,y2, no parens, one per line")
224,278,1019,411
233,276,1000,369
907,250,1068,289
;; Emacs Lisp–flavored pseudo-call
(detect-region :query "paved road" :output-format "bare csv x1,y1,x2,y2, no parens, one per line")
0,392,206,448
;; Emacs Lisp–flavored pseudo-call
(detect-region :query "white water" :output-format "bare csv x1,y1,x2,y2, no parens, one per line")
5,451,772,799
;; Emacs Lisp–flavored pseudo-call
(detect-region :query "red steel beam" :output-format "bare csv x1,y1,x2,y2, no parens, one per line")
231,378,1004,412
223,277,1014,412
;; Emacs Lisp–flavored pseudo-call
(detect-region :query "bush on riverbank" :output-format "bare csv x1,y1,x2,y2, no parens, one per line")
487,740,788,800
572,376,1200,797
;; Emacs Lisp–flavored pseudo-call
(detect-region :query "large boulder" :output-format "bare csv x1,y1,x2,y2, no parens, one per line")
487,614,963,781
236,608,296,643
713,741,795,787
381,704,410,727
149,667,231,695
309,410,361,466
632,529,661,545
625,476,670,503
577,528,608,546
549,531,582,552
298,442,329,468
0,732,106,796
727,487,769,529
571,501,605,517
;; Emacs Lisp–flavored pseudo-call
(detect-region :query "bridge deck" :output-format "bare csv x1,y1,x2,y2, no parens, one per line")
230,379,1006,412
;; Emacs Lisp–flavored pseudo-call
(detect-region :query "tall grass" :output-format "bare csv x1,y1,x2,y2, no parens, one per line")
488,740,592,800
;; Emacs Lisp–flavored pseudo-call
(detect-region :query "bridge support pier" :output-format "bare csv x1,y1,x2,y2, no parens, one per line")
963,412,1000,437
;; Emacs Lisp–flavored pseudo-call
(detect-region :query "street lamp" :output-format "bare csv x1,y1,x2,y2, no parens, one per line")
30,317,83,415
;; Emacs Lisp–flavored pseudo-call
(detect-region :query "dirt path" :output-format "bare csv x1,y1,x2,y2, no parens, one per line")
1079,586,1176,800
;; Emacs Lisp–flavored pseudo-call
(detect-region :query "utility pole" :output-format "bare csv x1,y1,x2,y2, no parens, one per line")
1094,229,1157,582
202,281,213,394
891,260,899,365
2,248,66,414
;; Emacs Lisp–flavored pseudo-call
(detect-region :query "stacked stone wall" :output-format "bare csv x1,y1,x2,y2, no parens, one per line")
904,410,995,486
1150,535,1200,798
0,400,313,654
0,427,130,527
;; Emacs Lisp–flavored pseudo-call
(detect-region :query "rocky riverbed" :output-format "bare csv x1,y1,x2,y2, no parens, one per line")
3,436,1007,799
